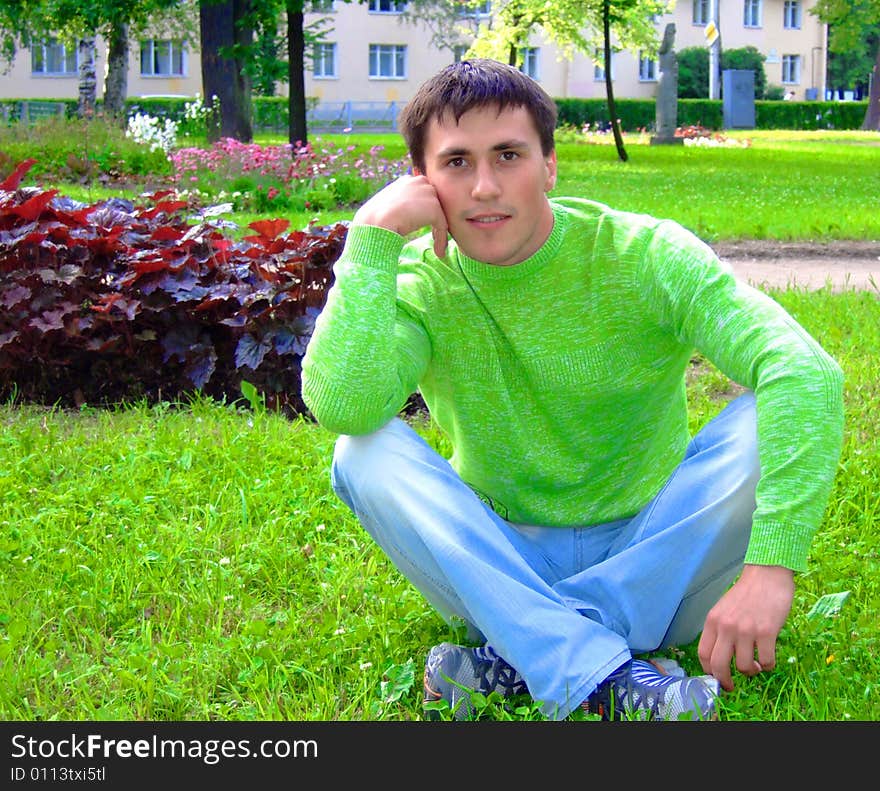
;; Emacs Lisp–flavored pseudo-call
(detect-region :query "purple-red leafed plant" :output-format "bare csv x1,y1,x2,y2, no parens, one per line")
0,160,347,417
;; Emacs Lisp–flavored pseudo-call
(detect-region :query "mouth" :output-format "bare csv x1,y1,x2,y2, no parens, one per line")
466,213,511,227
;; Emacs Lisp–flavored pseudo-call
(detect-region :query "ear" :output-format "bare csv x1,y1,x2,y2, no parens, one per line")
544,150,558,193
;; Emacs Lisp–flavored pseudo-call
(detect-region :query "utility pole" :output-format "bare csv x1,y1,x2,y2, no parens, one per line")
708,0,720,99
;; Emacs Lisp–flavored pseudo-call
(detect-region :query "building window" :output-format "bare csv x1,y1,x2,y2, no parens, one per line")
140,39,186,77
639,52,657,81
519,47,539,80
313,43,337,78
369,44,406,78
593,48,614,81
783,1,801,29
456,0,491,17
368,0,407,12
310,0,335,10
782,54,800,84
743,0,761,28
693,0,710,25
31,38,78,75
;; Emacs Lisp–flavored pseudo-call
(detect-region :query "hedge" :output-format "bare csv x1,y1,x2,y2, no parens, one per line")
1,95,870,134
555,97,869,132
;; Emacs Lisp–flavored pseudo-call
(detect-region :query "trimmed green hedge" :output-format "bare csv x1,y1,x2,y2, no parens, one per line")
555,96,869,131
2,95,870,134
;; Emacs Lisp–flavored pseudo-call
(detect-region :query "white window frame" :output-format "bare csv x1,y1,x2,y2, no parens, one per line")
782,54,801,84
693,0,710,25
784,1,801,29
140,39,186,77
519,47,539,80
31,38,78,76
593,49,614,81
313,42,337,78
743,0,761,28
369,44,407,79
456,0,491,18
309,0,335,11
368,0,407,13
638,52,657,82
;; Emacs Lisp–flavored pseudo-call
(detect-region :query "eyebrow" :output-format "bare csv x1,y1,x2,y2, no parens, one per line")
435,139,531,158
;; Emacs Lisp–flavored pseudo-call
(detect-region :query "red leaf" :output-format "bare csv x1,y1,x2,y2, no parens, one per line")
12,189,59,222
0,159,37,191
247,218,290,241
151,226,185,242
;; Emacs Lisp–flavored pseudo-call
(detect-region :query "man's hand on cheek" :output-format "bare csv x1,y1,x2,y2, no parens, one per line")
353,174,449,258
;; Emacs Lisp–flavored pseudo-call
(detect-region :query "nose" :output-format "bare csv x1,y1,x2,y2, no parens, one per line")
471,161,501,201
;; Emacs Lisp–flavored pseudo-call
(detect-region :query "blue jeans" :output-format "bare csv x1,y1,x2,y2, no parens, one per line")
331,393,759,719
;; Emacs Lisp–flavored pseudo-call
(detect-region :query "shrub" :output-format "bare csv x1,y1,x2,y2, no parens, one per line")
678,46,709,99
0,160,347,417
721,46,767,99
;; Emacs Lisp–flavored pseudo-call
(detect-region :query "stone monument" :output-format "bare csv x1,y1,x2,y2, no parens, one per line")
650,23,683,146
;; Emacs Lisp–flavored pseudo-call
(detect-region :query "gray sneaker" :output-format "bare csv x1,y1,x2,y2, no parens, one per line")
423,642,529,721
582,658,720,721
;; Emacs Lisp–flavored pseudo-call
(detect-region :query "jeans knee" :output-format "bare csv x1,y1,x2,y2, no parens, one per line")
330,418,412,504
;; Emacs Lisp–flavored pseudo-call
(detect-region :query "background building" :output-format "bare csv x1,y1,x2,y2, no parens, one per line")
0,1,828,105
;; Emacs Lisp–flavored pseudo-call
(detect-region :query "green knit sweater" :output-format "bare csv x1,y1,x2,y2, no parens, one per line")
302,198,844,571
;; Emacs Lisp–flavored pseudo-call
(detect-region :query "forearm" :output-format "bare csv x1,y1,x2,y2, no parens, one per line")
302,225,427,435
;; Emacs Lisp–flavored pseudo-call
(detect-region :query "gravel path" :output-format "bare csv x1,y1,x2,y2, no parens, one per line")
712,240,879,292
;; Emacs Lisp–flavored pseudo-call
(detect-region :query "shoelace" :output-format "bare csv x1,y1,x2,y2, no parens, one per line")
475,656,528,697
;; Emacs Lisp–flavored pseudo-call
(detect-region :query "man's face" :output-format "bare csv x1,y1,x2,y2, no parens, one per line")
418,104,557,267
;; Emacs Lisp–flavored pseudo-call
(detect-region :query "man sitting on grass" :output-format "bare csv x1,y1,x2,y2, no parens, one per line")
301,59,844,721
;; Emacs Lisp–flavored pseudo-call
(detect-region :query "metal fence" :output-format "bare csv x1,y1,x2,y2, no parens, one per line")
0,100,68,124
305,101,401,133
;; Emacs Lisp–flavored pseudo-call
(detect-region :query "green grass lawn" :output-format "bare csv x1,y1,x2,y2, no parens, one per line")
1,129,878,722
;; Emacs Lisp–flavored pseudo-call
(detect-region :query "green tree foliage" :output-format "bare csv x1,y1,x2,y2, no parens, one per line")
721,45,766,99
677,46,708,98
812,0,880,129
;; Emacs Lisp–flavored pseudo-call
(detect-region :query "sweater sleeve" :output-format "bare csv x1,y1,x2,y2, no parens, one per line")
301,224,432,436
640,221,844,571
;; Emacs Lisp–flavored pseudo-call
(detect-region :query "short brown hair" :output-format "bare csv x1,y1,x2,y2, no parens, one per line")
398,59,558,172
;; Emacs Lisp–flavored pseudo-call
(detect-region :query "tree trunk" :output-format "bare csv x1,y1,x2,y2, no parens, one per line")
287,1,308,145
862,40,880,131
602,1,627,162
199,0,254,142
77,37,97,118
103,22,129,123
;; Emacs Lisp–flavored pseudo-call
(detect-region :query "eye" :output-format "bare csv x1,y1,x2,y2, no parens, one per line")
499,151,519,162
446,157,467,168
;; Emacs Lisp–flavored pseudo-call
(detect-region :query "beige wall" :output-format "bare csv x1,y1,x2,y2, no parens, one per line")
0,37,203,100
0,1,827,104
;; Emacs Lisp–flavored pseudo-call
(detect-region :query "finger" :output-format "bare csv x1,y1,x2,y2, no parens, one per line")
432,224,448,259
734,636,763,678
697,624,716,676
706,633,736,692
755,633,778,673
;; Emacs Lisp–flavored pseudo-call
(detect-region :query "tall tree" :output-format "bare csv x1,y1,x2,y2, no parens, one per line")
287,0,307,144
466,0,671,161
199,0,254,142
812,0,880,130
